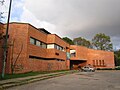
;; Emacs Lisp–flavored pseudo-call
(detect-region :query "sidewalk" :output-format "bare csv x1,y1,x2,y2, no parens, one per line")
0,70,78,89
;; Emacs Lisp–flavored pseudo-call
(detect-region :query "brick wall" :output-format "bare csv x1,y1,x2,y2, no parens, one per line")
87,49,115,68
2,23,29,73
28,59,66,72
70,45,115,69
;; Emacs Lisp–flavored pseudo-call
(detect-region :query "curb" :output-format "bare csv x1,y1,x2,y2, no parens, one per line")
0,70,78,89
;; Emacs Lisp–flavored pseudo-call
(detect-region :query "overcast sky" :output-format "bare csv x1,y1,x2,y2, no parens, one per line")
2,0,120,50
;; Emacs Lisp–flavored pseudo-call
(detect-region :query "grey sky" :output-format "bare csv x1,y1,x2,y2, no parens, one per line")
9,0,120,50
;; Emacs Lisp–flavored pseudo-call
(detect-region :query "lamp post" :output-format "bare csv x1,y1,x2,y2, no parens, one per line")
1,0,12,79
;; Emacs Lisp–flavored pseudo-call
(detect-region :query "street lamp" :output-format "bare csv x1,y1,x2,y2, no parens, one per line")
1,0,12,79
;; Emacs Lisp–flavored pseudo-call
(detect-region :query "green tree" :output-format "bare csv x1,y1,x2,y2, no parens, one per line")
114,50,120,66
92,33,113,51
62,37,74,45
0,23,4,40
73,37,92,48
0,0,5,22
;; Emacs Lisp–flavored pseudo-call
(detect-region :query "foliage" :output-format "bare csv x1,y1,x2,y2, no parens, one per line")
115,66,120,70
96,68,114,70
0,0,5,22
92,33,113,51
62,37,74,45
114,50,120,66
73,37,92,48
0,23,4,40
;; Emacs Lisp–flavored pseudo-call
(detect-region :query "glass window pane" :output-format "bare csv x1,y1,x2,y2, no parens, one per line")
47,44,54,49
36,40,40,46
42,43,47,48
30,37,35,44
54,44,57,49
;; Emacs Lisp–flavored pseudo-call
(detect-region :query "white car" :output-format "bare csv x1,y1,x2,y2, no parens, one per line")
81,66,95,72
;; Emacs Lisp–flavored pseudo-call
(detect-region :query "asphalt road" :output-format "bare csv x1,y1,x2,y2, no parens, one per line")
7,71,120,90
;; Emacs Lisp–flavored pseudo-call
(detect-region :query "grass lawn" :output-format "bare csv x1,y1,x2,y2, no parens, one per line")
0,70,69,80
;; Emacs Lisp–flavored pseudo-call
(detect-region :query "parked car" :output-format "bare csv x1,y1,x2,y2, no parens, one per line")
81,66,95,72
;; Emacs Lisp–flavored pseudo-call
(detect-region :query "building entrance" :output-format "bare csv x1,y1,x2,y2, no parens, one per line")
70,60,86,70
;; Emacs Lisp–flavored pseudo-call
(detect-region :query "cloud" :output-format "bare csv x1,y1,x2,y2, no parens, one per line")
20,7,56,33
23,0,120,49
6,0,120,50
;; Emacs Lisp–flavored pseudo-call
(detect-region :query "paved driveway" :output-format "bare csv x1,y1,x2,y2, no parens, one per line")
7,71,120,90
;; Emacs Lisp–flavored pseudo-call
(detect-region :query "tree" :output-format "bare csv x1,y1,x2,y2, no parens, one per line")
0,0,5,22
114,50,120,66
62,37,74,45
92,33,113,51
0,23,4,40
73,37,92,48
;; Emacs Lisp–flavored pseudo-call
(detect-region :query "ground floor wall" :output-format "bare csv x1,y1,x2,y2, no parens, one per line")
4,58,68,74
28,59,67,72
87,49,115,69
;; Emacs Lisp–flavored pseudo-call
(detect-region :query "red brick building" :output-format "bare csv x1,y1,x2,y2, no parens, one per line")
0,22,115,74
70,45,114,69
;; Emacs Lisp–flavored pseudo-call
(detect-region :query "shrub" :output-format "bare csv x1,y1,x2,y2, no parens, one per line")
115,66,120,70
97,68,114,70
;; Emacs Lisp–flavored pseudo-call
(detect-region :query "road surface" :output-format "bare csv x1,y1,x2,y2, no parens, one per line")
7,71,120,90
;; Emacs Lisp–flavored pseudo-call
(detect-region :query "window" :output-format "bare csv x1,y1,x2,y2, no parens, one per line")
70,50,76,57
36,40,41,46
30,37,35,45
60,47,62,51
48,44,64,51
57,45,59,50
47,44,54,49
30,37,47,49
42,42,47,48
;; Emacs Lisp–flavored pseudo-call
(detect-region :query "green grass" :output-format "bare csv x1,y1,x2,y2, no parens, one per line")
0,70,69,80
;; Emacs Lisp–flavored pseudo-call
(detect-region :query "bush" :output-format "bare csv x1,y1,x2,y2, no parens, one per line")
115,66,120,70
97,68,114,70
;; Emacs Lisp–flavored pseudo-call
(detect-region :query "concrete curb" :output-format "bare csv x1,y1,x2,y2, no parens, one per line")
0,70,78,89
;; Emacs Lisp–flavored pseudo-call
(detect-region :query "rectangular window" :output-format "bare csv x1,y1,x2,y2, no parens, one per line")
36,40,41,46
30,37,48,49
59,47,62,51
57,45,59,50
42,42,47,48
30,37,36,45
54,44,57,49
70,50,76,57
47,44,55,49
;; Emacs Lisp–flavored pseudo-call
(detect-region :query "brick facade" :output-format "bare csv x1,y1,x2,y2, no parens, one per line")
0,22,115,74
70,45,115,69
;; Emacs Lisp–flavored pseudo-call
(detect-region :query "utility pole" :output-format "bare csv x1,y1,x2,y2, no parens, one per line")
1,0,12,79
